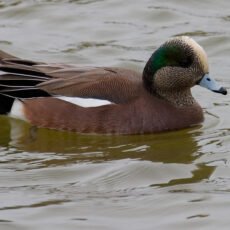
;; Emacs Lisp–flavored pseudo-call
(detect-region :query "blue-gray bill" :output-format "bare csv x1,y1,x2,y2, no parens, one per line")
198,74,227,95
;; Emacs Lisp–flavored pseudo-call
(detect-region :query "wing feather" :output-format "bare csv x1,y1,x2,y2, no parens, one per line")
38,68,141,103
0,51,142,103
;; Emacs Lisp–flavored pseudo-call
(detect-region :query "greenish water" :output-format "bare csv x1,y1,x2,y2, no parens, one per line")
0,0,230,229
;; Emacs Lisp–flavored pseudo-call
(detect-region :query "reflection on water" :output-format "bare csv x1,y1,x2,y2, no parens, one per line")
0,117,216,187
0,0,230,229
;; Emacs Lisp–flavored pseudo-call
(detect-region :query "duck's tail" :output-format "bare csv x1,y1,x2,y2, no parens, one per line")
0,50,51,115
0,94,14,114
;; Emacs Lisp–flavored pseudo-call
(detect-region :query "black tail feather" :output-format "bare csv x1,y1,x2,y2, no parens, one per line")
0,65,50,78
3,58,42,66
0,65,51,98
0,88,50,98
0,59,52,114
0,93,15,114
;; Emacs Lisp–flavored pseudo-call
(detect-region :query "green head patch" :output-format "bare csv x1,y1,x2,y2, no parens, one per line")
143,41,194,90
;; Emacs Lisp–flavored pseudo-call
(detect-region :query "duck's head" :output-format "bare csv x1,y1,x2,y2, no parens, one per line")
143,36,227,105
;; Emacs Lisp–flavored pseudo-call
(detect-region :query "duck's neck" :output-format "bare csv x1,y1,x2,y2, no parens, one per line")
155,89,196,107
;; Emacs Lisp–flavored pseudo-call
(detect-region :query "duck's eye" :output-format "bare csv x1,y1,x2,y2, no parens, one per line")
179,57,192,68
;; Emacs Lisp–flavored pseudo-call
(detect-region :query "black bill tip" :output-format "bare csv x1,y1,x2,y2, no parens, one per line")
213,87,227,95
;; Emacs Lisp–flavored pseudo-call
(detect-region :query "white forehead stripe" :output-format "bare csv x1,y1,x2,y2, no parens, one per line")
181,36,209,72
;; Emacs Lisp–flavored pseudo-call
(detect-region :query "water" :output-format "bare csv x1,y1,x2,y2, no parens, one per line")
0,0,230,229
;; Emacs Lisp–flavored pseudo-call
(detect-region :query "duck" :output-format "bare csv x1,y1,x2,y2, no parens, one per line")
0,36,227,134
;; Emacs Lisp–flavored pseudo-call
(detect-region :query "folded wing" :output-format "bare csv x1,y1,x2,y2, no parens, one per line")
0,51,142,104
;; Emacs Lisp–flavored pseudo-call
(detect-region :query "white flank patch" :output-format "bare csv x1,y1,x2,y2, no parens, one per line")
57,96,113,108
9,99,27,121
